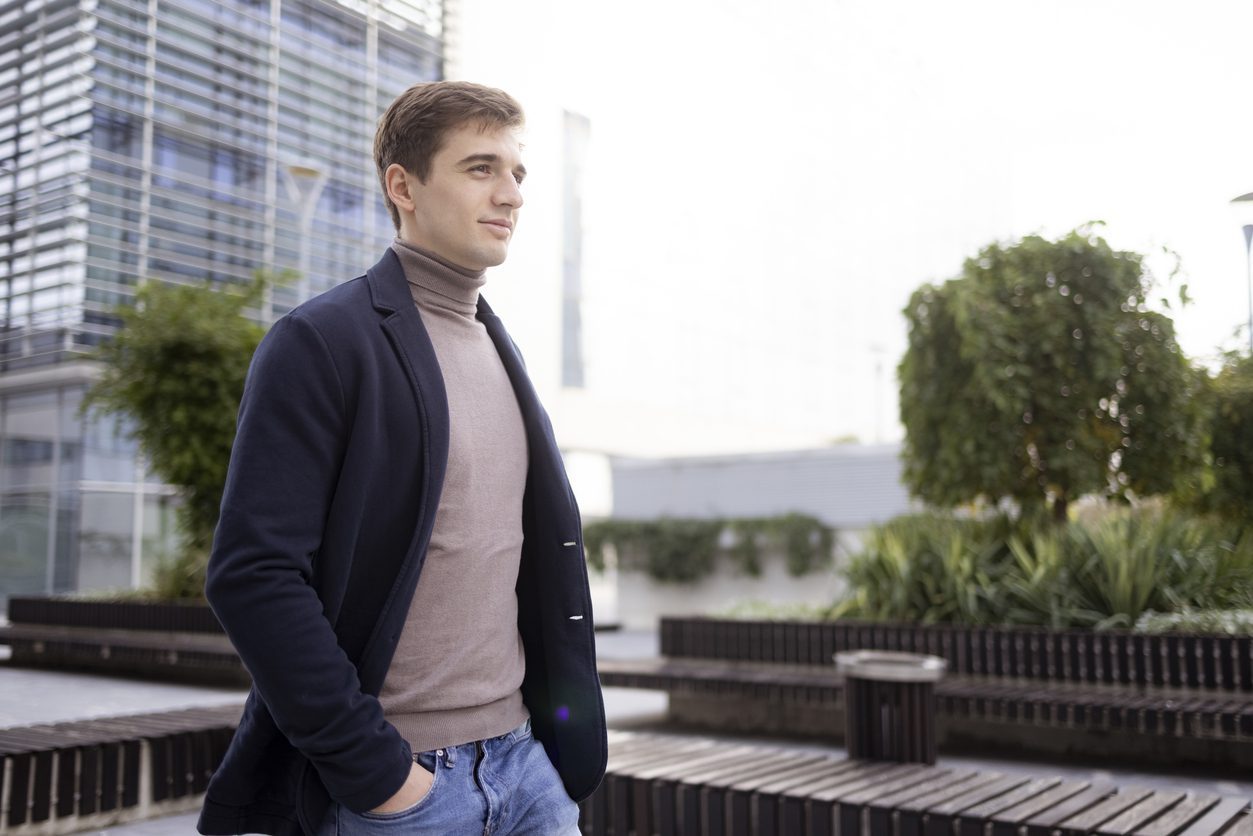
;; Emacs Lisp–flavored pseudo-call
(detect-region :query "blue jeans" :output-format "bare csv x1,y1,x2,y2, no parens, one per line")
320,718,581,835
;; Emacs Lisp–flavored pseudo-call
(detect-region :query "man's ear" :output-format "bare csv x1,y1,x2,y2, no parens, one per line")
385,164,416,212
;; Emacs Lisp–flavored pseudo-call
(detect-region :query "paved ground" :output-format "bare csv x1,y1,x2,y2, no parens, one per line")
0,666,247,729
0,628,1248,835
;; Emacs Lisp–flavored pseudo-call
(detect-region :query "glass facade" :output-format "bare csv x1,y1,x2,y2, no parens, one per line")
0,369,180,609
0,0,444,608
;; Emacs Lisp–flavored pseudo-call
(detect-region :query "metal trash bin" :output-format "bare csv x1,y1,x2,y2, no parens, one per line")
835,650,947,765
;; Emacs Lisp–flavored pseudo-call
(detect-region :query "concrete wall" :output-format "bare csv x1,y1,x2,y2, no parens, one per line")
609,543,853,631
610,444,916,530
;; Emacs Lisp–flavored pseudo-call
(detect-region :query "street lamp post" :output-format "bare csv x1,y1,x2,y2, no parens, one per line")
1244,224,1253,355
1232,192,1253,354
283,163,329,303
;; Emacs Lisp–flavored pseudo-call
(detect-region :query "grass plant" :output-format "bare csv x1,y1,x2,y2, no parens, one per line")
835,506,1252,632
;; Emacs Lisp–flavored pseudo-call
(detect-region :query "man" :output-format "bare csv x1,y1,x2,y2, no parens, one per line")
197,81,606,836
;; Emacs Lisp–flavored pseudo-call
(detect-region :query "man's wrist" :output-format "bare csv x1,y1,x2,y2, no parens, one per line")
368,761,432,813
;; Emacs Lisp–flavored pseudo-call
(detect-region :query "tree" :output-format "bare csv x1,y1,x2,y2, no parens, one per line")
84,276,269,597
1191,353,1253,520
899,227,1205,522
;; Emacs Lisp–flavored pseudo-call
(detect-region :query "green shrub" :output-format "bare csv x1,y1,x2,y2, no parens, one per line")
1002,528,1100,629
147,547,212,601
1067,509,1252,627
834,512,1016,624
1134,608,1253,635
835,507,1252,629
1188,353,1253,520
583,514,836,583
716,600,838,621
728,513,836,577
83,274,273,599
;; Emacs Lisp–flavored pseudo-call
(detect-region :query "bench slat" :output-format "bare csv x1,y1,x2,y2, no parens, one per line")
1098,791,1187,836
630,738,737,835
750,760,868,836
897,772,1012,836
1173,797,1249,836
79,744,100,816
685,750,809,835
30,750,52,823
924,774,1034,836
55,747,76,818
99,741,120,812
838,768,959,836
958,776,1062,825
988,780,1092,836
641,745,767,836
724,755,841,836
1134,794,1220,836
780,762,903,836
119,739,140,808
1057,788,1156,836
7,752,32,827
806,765,933,836
151,735,171,802
617,743,764,835
1221,809,1253,836
866,771,980,836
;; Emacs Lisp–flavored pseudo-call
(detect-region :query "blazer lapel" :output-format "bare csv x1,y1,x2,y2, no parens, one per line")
477,297,544,431
476,297,575,496
366,249,450,486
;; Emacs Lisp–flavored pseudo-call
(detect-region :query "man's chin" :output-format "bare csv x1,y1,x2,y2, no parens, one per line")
444,247,507,272
479,247,510,269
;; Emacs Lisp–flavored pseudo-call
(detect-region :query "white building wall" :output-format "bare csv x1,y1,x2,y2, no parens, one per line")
442,0,847,469
610,444,916,530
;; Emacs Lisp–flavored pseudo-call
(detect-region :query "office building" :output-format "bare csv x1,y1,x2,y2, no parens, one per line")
0,0,444,606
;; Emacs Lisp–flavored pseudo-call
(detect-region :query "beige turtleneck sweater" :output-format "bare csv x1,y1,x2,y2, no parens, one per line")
378,239,530,752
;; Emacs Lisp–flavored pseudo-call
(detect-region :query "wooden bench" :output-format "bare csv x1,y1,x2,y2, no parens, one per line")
3,704,1246,836
0,703,242,834
0,623,248,686
579,730,1253,836
597,657,1253,742
0,597,248,686
596,617,1253,771
657,618,1253,691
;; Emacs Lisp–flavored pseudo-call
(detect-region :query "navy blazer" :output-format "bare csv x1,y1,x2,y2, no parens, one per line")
197,249,607,836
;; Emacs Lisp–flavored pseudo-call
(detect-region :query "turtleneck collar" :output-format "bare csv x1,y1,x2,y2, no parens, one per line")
391,238,487,314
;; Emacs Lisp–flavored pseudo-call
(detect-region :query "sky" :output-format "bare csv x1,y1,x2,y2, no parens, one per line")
454,0,1253,450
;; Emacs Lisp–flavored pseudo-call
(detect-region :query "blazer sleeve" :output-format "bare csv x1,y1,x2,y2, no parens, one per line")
204,313,413,813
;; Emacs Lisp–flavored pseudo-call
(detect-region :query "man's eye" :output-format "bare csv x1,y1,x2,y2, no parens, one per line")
472,165,490,173
514,174,525,185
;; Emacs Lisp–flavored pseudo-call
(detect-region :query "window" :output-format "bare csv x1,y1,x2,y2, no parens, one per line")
91,107,141,158
280,0,366,51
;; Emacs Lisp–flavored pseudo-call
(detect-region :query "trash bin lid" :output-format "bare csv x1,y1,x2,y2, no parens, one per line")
834,650,947,682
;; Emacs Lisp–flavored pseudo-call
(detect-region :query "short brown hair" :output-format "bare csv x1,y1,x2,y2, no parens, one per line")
374,80,525,231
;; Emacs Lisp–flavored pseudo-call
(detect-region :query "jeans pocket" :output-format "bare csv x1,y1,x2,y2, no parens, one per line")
353,752,439,822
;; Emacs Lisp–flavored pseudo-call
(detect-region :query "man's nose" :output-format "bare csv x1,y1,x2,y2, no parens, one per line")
495,176,524,209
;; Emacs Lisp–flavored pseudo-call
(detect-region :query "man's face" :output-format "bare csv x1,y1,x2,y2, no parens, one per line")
388,123,526,272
